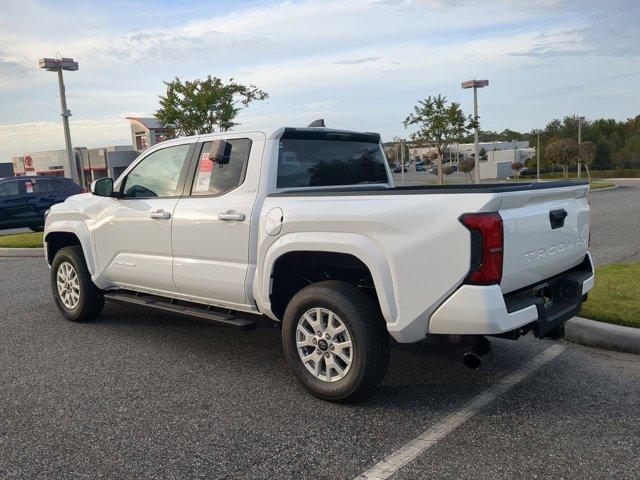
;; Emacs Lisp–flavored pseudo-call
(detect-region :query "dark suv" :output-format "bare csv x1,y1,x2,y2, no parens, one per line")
0,176,82,231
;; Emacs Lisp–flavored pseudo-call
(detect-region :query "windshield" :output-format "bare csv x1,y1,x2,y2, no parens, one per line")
277,133,388,189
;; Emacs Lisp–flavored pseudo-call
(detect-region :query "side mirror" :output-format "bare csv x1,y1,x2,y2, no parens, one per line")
210,139,232,166
91,178,114,197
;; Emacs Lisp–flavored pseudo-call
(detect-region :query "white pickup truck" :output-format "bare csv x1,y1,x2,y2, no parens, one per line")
44,126,594,402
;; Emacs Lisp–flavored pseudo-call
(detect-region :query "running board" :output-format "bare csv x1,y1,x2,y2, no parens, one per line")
103,291,257,330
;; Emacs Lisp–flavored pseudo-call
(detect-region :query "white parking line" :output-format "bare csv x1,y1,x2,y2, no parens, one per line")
355,344,566,480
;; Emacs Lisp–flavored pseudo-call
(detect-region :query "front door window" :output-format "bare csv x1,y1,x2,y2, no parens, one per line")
121,144,190,198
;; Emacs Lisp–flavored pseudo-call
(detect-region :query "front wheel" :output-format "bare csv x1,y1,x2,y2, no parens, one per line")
51,245,104,322
282,281,389,402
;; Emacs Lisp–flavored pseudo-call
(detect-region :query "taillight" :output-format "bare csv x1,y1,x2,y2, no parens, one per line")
459,212,503,285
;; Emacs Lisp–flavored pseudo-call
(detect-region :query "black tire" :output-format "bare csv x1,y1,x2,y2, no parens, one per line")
29,226,44,232
282,281,389,402
50,245,104,322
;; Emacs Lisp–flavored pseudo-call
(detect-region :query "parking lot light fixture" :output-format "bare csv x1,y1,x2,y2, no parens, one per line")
461,79,489,184
577,115,585,179
38,57,81,185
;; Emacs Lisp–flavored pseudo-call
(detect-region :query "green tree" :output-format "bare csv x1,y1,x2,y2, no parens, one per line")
578,141,597,167
615,135,640,169
546,139,580,179
443,165,455,181
383,145,398,166
459,158,475,183
403,94,475,185
156,75,268,136
511,161,524,178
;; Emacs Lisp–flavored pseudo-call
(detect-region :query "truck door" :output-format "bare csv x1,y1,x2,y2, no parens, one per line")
94,142,194,294
24,178,59,227
171,133,264,307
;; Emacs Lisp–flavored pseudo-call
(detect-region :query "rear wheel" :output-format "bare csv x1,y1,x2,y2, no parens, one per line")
282,281,389,402
51,245,104,322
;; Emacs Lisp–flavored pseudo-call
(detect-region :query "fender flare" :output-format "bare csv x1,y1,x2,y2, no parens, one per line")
255,232,398,323
44,222,97,276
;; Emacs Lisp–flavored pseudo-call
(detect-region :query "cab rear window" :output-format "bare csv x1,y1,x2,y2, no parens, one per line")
276,131,388,189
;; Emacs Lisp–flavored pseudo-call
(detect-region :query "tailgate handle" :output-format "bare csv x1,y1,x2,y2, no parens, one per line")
549,209,568,229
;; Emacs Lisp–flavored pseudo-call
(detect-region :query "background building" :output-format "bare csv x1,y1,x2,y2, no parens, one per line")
13,150,69,177
408,140,534,179
410,140,531,162
77,146,139,184
127,117,173,152
7,116,171,186
12,146,138,185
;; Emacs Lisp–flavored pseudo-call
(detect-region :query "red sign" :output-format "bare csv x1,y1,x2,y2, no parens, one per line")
24,155,35,171
199,152,213,173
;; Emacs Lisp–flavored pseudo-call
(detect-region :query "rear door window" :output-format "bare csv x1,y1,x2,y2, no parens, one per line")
52,180,67,193
191,139,251,196
277,131,388,188
32,179,56,193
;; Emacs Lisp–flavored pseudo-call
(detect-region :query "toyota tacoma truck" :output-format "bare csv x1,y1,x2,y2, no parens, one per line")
44,126,594,402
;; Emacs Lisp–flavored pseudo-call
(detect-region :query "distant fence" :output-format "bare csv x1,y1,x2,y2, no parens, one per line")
521,168,640,179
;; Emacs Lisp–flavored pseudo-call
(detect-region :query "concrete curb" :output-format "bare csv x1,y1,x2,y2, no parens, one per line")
0,247,45,258
565,316,640,355
588,184,618,192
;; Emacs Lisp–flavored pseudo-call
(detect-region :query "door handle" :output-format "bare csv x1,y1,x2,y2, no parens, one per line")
218,211,245,222
150,209,171,220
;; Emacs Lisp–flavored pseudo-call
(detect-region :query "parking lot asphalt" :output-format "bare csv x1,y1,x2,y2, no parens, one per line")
586,179,640,265
1,257,639,479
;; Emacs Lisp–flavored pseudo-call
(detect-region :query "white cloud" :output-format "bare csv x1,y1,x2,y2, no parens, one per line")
0,0,639,162
0,116,135,157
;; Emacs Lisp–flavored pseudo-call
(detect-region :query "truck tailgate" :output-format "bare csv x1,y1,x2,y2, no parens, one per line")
499,183,590,294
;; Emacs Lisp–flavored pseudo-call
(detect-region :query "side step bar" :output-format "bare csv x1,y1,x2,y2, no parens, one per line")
103,291,257,330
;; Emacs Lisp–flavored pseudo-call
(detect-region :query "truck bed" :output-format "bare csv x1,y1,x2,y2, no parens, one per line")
261,179,591,342
269,180,588,196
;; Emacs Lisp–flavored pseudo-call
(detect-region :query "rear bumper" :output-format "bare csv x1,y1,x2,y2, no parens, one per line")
429,252,595,337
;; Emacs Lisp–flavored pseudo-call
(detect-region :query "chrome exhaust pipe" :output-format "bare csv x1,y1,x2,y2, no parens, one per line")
462,336,491,370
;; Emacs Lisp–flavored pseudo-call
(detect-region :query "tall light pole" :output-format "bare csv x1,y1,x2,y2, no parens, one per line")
400,139,405,186
536,129,541,182
38,57,81,185
462,79,489,184
576,116,585,179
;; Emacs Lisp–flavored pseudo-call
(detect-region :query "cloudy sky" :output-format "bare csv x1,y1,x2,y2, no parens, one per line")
1,0,639,162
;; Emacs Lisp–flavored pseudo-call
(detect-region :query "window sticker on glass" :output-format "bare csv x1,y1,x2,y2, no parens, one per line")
194,152,213,192
25,181,33,193
199,152,213,172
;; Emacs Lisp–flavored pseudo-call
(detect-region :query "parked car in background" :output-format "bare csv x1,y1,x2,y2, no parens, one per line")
393,164,408,173
0,176,82,231
416,163,426,172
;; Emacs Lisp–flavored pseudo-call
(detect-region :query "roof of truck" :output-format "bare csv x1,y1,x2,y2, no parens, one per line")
197,126,380,139
140,127,382,153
